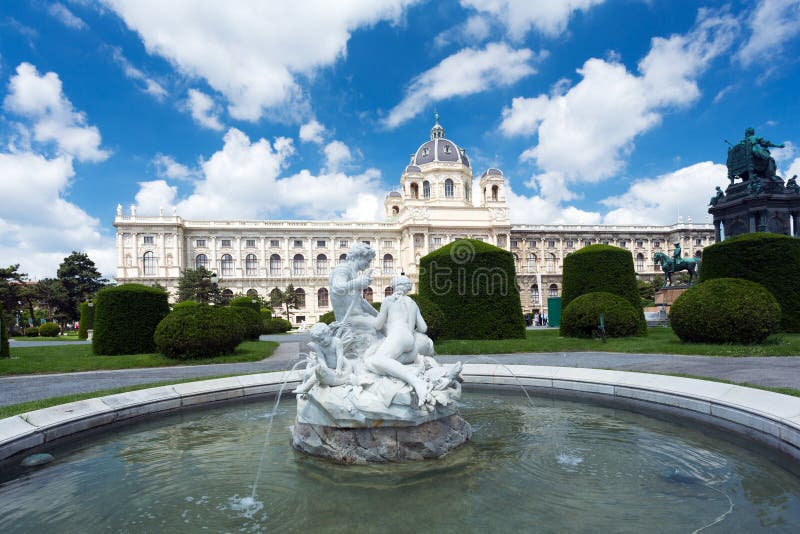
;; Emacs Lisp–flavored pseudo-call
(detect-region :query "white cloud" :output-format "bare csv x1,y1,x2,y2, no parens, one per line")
323,140,352,171
110,47,167,101
135,180,177,216
738,0,800,67
433,15,492,48
461,0,606,39
100,0,419,121
147,128,385,222
786,156,800,179
601,161,726,225
186,89,223,131
384,42,543,128
299,119,326,144
501,10,736,183
152,153,196,181
3,63,110,162
48,3,87,30
506,183,601,225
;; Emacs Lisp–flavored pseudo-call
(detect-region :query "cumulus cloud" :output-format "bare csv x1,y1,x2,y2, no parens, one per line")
384,42,544,128
299,119,326,144
47,2,87,30
601,162,726,225
433,15,492,48
786,156,800,179
100,0,419,121
737,0,800,67
152,153,196,181
110,47,167,101
134,179,177,216
323,140,352,171
186,89,224,131
461,0,606,39
3,63,110,162
506,181,601,225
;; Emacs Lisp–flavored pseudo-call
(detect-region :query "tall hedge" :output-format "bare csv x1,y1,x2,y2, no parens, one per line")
78,301,94,340
418,239,525,339
93,284,170,355
699,233,800,332
154,305,245,360
0,312,9,359
231,296,260,313
560,244,646,336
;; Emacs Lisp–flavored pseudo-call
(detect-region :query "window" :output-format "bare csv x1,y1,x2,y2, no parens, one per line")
221,239,231,248
383,240,393,248
339,240,348,249
295,288,305,308
317,240,326,248
422,147,429,156
602,240,610,245
316,254,328,275
245,239,256,248
527,239,537,247
414,235,423,247
547,240,555,248
510,239,519,249
220,254,234,276
527,254,537,273
384,286,394,297
653,240,661,248
636,240,644,248
443,144,451,154
362,240,371,246
363,287,373,303
246,289,258,299
293,240,303,248
546,253,556,273
695,238,702,246
269,254,282,275
432,237,442,246
317,288,329,308
618,240,626,248
410,183,419,199
196,239,206,248
491,185,499,201
245,254,258,276
583,240,592,247
444,179,454,198
383,254,394,274
270,239,280,247
423,181,430,199
143,235,154,245
497,235,506,247
221,289,233,305
566,240,574,248
530,284,539,302
548,284,559,298
195,254,208,269
293,254,305,275
143,251,156,275
339,254,347,264
636,253,645,272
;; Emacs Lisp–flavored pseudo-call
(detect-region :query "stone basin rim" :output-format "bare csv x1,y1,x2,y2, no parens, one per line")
1,364,800,464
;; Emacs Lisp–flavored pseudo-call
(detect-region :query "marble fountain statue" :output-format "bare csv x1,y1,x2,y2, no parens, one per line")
291,243,470,463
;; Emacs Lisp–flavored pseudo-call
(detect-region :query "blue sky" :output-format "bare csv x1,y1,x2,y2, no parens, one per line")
1,0,800,279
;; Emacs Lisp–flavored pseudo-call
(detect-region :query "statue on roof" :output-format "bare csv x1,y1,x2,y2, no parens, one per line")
726,127,785,184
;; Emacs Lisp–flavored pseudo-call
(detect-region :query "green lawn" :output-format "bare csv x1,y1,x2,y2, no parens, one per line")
434,327,800,357
0,340,278,376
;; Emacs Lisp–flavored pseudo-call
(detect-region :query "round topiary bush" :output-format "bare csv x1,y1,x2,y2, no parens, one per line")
230,306,262,340
560,244,646,336
418,239,525,340
319,311,335,324
38,323,61,337
78,301,94,340
260,308,272,323
699,233,800,332
231,296,260,313
263,317,292,334
93,284,170,355
24,326,39,337
154,305,246,360
561,292,641,338
409,293,445,341
669,278,781,344
173,300,200,311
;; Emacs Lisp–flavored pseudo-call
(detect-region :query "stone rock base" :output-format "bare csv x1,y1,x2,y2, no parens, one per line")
291,414,472,463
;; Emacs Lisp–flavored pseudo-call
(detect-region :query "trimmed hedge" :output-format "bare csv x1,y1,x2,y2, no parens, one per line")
560,245,646,336
1,313,9,358
78,301,94,339
263,317,292,334
231,306,263,340
319,311,335,324
93,284,170,355
699,233,800,332
261,308,272,323
38,323,61,337
670,278,781,344
409,293,445,341
418,239,525,339
154,305,246,359
173,300,200,312
24,327,39,337
561,292,641,338
231,296,260,313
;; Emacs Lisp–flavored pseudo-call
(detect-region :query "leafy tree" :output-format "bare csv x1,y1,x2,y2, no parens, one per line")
34,278,71,323
56,252,108,320
0,264,26,316
637,278,661,302
269,284,299,321
176,266,214,303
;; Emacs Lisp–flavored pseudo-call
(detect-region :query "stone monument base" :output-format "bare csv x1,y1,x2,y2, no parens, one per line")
291,414,472,464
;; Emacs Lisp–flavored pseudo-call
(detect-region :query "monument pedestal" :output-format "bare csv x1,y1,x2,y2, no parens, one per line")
654,286,689,313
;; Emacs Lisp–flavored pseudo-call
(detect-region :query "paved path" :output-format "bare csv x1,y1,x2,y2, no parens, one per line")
10,339,91,347
4,338,800,407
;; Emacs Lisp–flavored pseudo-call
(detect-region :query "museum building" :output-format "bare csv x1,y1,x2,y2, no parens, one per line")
114,118,715,322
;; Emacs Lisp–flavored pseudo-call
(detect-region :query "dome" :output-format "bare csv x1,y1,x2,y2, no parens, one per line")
484,168,503,176
405,165,421,173
387,191,402,198
411,115,470,168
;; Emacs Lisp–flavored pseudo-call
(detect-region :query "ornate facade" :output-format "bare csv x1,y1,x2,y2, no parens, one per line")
115,118,714,322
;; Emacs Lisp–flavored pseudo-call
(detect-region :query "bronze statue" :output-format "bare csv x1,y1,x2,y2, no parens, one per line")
709,186,725,206
726,127,785,184
787,175,800,194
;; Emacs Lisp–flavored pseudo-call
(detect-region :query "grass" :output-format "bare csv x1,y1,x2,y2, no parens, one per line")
0,340,278,376
12,334,82,341
0,373,268,419
434,327,800,357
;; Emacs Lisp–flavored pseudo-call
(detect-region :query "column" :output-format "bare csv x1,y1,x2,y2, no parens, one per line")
714,220,721,242
749,213,756,233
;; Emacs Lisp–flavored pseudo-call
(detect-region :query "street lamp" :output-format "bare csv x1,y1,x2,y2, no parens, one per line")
210,272,219,305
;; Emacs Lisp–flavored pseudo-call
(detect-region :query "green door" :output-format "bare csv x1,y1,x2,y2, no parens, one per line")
547,297,561,327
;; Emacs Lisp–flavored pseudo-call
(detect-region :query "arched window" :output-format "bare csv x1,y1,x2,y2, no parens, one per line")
220,254,234,276
636,253,645,272
221,288,233,305
548,284,559,297
546,253,556,273
491,185,499,201
527,253,537,273
318,287,329,308
410,182,419,199
316,254,328,275
339,253,347,264
269,254,282,275
270,287,281,303
246,289,259,299
695,250,702,258
245,254,258,276
295,288,306,308
444,178,454,198
530,284,539,302
363,287,373,303
293,254,305,275
143,251,156,275
383,254,394,274
423,181,431,199
195,254,208,270
384,286,393,297
392,206,399,215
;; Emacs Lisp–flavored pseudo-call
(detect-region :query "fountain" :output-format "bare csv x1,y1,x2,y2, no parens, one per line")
290,243,469,462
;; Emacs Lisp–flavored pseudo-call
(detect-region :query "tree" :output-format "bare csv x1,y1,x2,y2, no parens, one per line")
270,284,298,321
57,252,108,320
0,264,26,316
34,278,71,323
176,266,214,303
